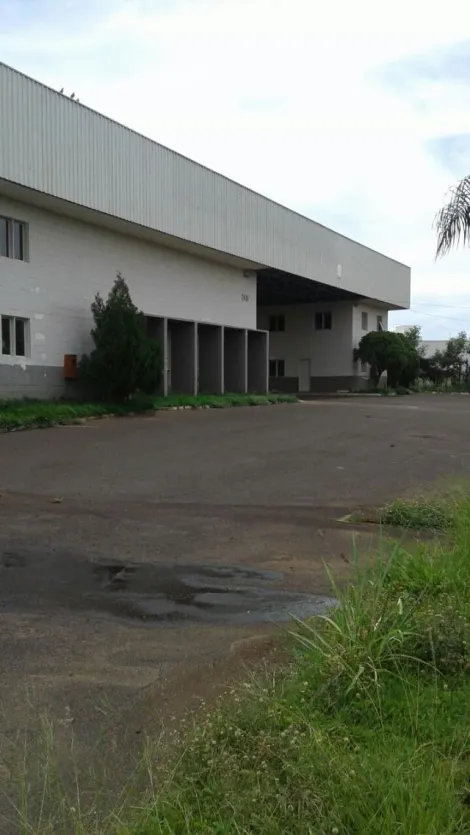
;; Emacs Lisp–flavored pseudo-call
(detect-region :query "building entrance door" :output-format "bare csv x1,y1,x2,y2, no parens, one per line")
298,358,311,392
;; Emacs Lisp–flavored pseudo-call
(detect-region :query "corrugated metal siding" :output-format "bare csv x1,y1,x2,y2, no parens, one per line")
0,62,410,308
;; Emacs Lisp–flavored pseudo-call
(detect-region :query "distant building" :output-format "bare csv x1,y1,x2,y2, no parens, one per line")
394,326,469,362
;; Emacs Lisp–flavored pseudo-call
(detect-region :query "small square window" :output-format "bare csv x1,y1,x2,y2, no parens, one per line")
361,312,368,331
1,316,30,357
0,215,28,261
315,312,332,330
269,314,285,332
269,359,285,377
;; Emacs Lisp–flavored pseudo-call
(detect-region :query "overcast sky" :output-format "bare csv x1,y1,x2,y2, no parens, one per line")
2,0,470,337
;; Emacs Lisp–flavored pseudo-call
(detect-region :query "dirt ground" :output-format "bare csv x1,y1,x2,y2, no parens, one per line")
1,394,469,826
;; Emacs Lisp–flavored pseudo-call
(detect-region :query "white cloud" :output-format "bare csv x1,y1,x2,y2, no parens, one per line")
1,0,470,337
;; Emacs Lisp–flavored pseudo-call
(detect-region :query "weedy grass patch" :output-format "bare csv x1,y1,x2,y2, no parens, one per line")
0,392,296,432
379,496,456,530
119,504,470,835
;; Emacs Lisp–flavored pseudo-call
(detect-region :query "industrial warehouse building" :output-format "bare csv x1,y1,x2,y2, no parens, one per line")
0,62,410,400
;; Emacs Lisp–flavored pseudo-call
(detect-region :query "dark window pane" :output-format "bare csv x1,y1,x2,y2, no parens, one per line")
324,312,332,330
362,312,368,330
315,312,323,330
269,315,277,332
1,317,11,355
269,359,276,377
15,319,26,356
377,315,383,331
13,221,24,260
278,360,285,377
278,314,285,332
0,217,8,257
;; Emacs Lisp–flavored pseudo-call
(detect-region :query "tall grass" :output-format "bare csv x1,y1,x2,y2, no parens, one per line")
125,505,470,834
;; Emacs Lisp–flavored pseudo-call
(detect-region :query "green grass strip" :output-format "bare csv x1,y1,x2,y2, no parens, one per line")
0,393,297,432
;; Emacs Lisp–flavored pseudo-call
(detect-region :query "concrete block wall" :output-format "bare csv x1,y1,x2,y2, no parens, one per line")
0,195,257,397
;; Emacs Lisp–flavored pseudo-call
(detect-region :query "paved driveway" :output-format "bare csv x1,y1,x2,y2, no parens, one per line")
1,395,469,825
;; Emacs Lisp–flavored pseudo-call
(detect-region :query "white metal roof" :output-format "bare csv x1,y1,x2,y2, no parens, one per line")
0,62,410,309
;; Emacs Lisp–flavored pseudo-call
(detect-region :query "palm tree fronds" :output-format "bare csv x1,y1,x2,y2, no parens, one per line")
435,175,470,258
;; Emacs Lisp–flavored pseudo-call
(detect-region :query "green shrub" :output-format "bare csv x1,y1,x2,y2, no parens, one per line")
355,331,420,388
80,272,163,402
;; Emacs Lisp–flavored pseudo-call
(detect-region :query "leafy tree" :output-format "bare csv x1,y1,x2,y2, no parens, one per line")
419,332,470,387
435,176,470,256
355,331,420,389
80,272,163,401
433,332,469,386
396,325,424,386
443,331,468,379
401,325,425,358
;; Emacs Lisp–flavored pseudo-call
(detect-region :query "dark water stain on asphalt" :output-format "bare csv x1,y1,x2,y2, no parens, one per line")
90,562,334,624
1,550,335,625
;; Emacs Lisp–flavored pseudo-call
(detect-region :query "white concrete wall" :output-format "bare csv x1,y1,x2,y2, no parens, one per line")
394,328,464,359
352,303,389,379
421,340,448,357
0,62,410,308
0,195,256,371
258,303,355,378
352,303,389,347
421,340,470,362
258,301,390,381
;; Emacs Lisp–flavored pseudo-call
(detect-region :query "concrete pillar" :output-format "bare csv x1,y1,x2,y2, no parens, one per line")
224,327,248,393
161,317,168,396
221,329,225,394
198,324,223,394
243,330,248,393
248,329,269,393
147,316,168,396
193,322,198,395
169,320,197,395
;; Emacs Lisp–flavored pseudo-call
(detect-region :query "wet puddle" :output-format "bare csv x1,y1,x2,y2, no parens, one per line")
89,562,335,625
1,551,336,626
